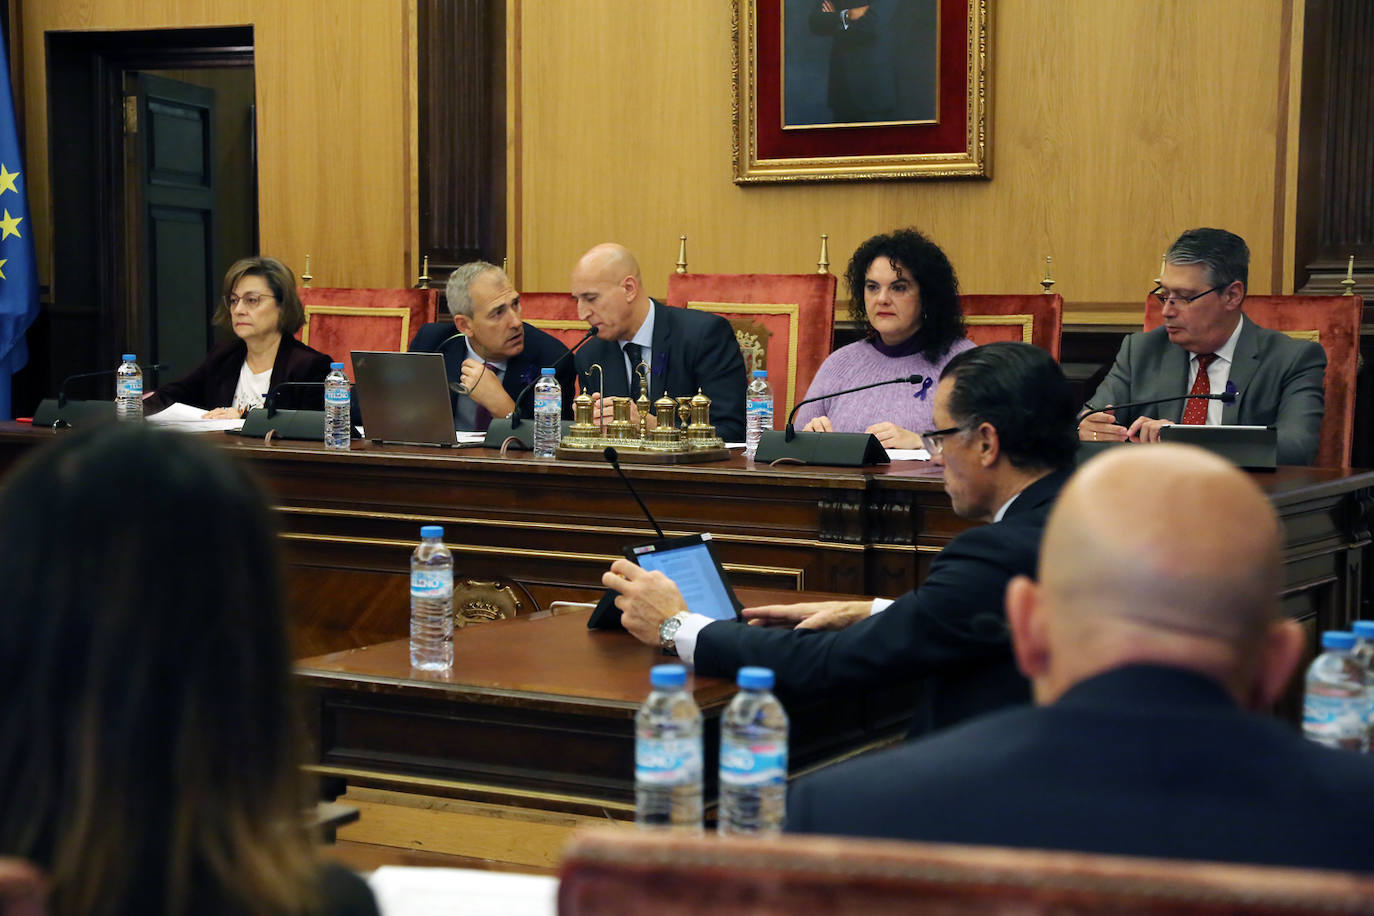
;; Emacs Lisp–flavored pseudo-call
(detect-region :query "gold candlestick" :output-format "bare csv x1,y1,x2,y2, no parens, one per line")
417,255,430,290
676,235,688,274
301,254,313,288
1040,256,1054,294
1342,254,1357,297
818,234,830,274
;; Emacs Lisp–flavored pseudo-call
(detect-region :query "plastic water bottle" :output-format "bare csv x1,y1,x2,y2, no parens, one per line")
115,354,142,422
324,362,351,450
744,369,773,461
635,664,703,831
1352,620,1374,752
1303,631,1369,751
718,666,789,835
533,368,561,458
409,525,453,671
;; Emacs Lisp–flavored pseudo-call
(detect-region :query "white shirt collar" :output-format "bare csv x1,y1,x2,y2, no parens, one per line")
626,302,655,351
464,339,507,373
993,490,1020,523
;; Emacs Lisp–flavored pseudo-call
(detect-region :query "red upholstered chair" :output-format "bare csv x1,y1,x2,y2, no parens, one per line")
559,828,1374,915
517,292,593,349
961,294,1064,359
294,288,439,379
1144,294,1363,468
665,273,837,427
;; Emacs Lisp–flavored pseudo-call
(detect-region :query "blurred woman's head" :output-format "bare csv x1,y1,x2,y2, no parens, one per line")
0,424,317,914
846,228,965,360
213,256,306,341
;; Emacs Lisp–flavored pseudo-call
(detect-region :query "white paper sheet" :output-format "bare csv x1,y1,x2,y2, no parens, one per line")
145,402,245,431
884,449,931,461
368,866,557,916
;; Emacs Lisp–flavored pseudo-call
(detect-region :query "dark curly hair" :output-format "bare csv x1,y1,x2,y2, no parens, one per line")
846,228,966,362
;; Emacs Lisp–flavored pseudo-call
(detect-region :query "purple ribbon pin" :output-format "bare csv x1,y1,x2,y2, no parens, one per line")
912,377,933,401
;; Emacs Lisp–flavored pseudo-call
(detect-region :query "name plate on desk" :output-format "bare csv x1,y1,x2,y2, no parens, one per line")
236,408,326,442
754,430,888,467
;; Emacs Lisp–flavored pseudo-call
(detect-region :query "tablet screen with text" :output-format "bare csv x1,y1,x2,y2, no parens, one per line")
628,535,741,622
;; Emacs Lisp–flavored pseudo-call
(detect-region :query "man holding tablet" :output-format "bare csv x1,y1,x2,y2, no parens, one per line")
604,342,1079,738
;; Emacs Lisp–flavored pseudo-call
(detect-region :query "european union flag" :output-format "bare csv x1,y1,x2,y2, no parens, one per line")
0,39,38,420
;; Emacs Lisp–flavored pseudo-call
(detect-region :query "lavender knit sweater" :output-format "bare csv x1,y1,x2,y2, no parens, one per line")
792,337,976,433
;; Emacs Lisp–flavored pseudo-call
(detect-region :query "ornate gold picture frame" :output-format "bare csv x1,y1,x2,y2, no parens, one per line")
733,0,991,183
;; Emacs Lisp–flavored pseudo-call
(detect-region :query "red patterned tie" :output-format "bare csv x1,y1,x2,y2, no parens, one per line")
1181,353,1218,425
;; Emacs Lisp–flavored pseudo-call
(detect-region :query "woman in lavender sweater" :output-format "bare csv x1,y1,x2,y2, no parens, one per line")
795,228,974,450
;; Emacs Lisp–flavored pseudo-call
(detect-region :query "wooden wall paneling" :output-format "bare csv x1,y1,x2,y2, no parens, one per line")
24,0,411,294
513,1,1289,305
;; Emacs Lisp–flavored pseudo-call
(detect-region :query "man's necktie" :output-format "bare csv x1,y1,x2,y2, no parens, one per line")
623,343,644,399
473,362,497,431
1181,353,1218,425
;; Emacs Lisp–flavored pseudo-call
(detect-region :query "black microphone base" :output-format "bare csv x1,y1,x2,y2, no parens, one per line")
237,408,327,441
32,398,117,428
754,430,889,467
483,418,573,451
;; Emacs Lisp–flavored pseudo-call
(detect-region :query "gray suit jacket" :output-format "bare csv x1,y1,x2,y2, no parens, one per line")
1088,314,1325,465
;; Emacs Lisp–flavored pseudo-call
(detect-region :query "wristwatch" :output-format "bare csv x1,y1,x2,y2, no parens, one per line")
658,611,689,655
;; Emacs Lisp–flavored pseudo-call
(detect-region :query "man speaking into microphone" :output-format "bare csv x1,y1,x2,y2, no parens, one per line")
1080,228,1325,466
409,261,576,431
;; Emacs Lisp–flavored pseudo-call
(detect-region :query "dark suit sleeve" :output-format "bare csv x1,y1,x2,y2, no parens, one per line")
1087,335,1140,426
694,522,1025,696
687,312,748,441
1273,339,1325,466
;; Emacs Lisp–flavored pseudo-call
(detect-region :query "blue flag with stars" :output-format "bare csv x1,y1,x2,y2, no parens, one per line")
0,39,37,420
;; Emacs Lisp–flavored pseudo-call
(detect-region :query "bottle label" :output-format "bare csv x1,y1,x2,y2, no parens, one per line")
719,738,787,787
1303,692,1367,745
636,736,702,785
117,377,142,398
325,385,349,406
411,569,452,598
535,391,560,412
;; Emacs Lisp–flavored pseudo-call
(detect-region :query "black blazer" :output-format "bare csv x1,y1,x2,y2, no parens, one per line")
407,321,576,423
144,333,333,414
574,300,747,441
695,468,1072,738
788,665,1374,873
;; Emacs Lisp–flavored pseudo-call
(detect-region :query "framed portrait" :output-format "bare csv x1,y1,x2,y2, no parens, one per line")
733,0,991,183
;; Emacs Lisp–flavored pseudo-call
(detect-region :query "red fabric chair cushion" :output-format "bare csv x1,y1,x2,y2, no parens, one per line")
961,294,1064,359
295,288,439,379
518,292,593,350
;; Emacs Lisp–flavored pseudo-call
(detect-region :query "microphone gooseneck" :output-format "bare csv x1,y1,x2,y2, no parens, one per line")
57,363,171,407
1076,383,1238,425
784,373,924,442
508,327,598,429
603,446,665,539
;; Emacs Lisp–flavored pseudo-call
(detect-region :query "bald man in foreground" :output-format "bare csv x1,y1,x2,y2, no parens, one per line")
789,445,1374,872
571,243,746,441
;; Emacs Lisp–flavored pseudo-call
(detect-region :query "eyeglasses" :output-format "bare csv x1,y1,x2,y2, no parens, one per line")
224,292,277,309
1149,284,1225,308
920,425,966,455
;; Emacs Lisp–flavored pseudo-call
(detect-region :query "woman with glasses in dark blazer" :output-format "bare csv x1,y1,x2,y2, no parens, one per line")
145,256,334,418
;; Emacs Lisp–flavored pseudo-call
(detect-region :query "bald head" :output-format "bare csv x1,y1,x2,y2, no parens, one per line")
572,243,651,342
1006,444,1302,709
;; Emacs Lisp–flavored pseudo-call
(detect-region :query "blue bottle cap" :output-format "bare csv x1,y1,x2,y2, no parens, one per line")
541,367,555,375
1353,621,1374,640
122,353,137,361
753,369,767,378
420,525,444,539
650,664,687,688
330,362,345,370
1322,631,1356,651
736,666,774,689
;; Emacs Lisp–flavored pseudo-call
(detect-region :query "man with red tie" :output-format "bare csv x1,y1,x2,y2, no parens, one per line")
408,261,575,431
1078,228,1326,466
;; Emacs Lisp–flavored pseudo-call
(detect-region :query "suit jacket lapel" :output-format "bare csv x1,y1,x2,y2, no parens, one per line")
649,300,670,401
1223,314,1259,425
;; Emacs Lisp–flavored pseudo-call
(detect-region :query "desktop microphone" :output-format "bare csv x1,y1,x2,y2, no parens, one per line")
507,327,597,429
603,446,665,538
783,374,925,442
1076,382,1238,425
57,363,170,407
264,380,340,417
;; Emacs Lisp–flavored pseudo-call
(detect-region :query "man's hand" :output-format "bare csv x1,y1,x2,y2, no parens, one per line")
802,416,834,432
865,421,922,450
1078,408,1128,443
848,4,870,19
743,599,870,631
461,359,515,418
591,394,658,430
1126,415,1174,444
602,558,687,646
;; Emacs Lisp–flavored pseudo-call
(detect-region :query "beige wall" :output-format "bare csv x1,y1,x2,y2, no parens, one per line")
22,0,1299,306
22,0,416,293
513,0,1298,304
